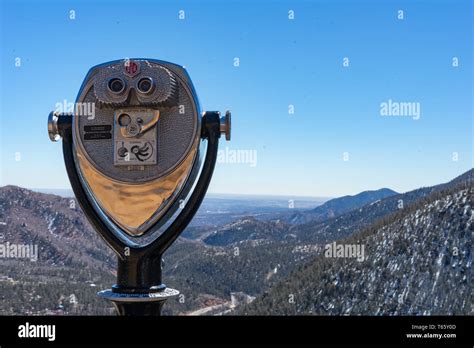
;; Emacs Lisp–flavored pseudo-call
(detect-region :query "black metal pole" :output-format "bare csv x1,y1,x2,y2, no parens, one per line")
112,301,167,316
97,252,175,316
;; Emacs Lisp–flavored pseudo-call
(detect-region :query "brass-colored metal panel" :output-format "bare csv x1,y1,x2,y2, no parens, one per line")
76,143,198,236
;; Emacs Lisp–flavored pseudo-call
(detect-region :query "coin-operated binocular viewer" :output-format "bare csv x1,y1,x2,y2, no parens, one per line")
48,59,231,315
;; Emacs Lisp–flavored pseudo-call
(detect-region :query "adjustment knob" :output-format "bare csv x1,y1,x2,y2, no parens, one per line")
220,111,231,141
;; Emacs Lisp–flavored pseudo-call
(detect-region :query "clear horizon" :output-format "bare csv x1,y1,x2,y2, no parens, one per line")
1,0,472,197
2,165,469,201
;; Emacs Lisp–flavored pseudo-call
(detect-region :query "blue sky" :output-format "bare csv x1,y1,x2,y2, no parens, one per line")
0,0,472,197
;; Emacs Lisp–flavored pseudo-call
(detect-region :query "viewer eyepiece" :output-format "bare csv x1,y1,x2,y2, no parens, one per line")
137,77,154,94
108,78,125,94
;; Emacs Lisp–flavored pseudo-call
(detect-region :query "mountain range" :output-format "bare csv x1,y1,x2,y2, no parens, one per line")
0,168,471,315
285,188,398,224
239,181,472,315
